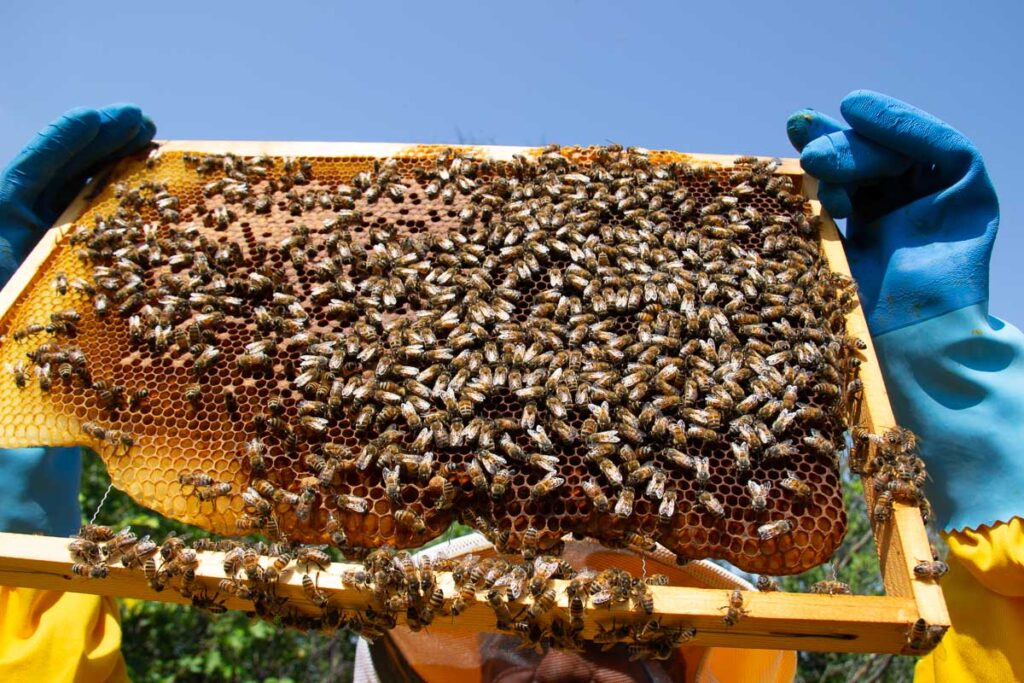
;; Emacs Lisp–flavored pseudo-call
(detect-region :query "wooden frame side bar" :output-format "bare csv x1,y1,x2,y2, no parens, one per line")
803,176,949,630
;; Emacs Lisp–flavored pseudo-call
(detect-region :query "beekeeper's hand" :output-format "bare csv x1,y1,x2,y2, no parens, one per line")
787,91,1022,532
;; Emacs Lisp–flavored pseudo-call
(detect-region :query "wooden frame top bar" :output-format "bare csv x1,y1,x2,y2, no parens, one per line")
155,140,804,175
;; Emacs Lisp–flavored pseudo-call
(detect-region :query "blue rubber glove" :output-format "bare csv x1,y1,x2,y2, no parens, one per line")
0,105,155,535
787,90,1024,532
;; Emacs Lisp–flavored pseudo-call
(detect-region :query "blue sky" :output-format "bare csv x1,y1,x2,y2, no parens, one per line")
2,1,1021,322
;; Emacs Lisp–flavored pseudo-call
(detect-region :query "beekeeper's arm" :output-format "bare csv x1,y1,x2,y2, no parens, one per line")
788,90,1024,683
0,105,154,682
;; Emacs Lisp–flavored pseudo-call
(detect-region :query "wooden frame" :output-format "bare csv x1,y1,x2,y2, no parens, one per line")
0,141,948,654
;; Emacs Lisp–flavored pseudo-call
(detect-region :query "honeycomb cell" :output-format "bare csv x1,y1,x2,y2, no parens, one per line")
0,144,856,574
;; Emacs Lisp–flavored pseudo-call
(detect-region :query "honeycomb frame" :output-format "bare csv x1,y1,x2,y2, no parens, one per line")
0,140,948,653
0,142,851,574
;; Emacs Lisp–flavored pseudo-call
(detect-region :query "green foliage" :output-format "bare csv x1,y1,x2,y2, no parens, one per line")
80,452,921,682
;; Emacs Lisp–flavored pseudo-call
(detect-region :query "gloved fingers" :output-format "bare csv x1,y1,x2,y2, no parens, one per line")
800,129,913,184
840,90,976,168
47,113,157,216
0,236,19,284
124,115,158,155
0,108,102,207
785,108,846,152
37,105,148,223
815,180,853,219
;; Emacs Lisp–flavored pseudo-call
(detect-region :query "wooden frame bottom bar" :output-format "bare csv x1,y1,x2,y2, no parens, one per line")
0,532,926,654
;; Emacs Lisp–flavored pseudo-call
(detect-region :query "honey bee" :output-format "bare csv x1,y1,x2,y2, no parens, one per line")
662,447,694,471
127,388,149,410
626,579,655,615
587,401,612,427
78,524,115,542
8,361,26,389
757,519,793,541
71,562,109,579
730,443,755,481
809,580,852,595
527,452,558,474
336,494,369,514
178,471,214,488
652,490,676,524
645,469,667,500
383,466,401,504
426,476,454,510
527,587,558,619
192,346,221,376
527,425,554,452
802,429,834,456
184,383,202,406
628,463,655,486
614,487,635,519
101,527,138,562
913,560,949,581
298,415,328,436
764,441,798,461
490,468,512,500
530,474,565,500
756,575,779,592
462,458,488,492
33,365,51,392
906,618,930,650
873,489,894,523
520,401,538,430
720,589,748,626
698,491,726,520
57,362,74,381
300,573,330,609
779,470,811,501
223,546,245,576
234,548,262,585
905,617,946,651
747,480,771,512
394,509,426,533
196,482,231,501
240,437,266,474
93,294,109,317
120,538,159,569
12,324,45,342
623,530,657,553
296,546,331,571
324,511,347,547
52,271,69,295
693,456,710,486
598,458,623,486
522,526,539,561
68,538,101,563
581,478,609,512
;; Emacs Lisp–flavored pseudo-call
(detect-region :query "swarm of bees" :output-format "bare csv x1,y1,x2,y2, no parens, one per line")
854,426,932,524
5,142,893,575
70,523,698,657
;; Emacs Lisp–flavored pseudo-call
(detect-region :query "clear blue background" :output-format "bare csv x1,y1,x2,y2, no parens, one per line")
1,1,1020,322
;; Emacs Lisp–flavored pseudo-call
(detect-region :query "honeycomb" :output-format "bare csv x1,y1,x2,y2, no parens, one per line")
0,143,857,574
